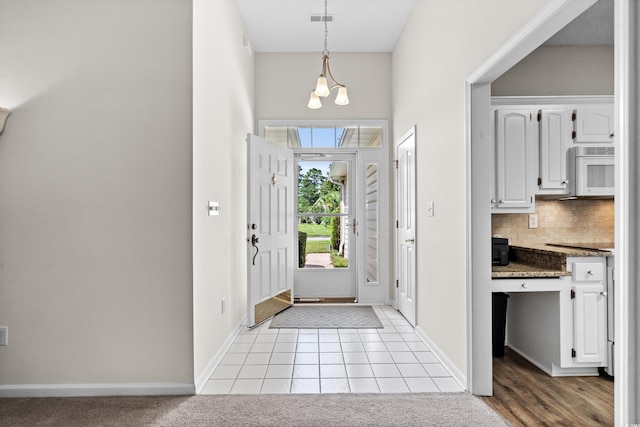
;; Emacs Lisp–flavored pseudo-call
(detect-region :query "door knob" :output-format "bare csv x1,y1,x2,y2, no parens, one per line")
406,239,415,244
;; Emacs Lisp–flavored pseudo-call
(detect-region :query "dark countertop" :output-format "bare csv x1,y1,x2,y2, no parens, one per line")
492,244,612,279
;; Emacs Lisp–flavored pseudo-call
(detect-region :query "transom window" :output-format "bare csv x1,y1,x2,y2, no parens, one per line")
263,125,383,148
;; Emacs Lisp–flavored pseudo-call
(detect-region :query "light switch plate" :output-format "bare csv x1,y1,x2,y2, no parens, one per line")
208,201,220,216
0,326,8,346
528,214,538,229
426,202,435,217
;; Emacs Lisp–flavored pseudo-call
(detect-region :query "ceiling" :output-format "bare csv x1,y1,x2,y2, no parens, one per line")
544,0,613,45
235,0,415,52
236,0,613,54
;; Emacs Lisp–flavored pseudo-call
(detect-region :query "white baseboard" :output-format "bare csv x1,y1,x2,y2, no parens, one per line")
414,325,467,390
194,313,247,393
0,383,195,398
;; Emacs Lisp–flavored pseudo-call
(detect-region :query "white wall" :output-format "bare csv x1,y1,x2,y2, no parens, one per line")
391,0,548,381
255,53,392,123
492,45,614,96
192,0,255,384
0,0,193,389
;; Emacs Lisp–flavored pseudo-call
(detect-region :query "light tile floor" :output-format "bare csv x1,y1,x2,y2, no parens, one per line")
201,305,464,395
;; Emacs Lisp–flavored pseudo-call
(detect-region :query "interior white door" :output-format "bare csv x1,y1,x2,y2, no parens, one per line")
396,127,416,326
247,134,294,327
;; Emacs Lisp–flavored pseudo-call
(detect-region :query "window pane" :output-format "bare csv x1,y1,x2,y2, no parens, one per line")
298,217,349,269
264,126,289,147
311,127,337,148
297,161,348,214
358,126,383,147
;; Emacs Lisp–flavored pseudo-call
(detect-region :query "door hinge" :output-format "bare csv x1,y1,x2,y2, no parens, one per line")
537,111,542,122
572,130,577,139
572,112,577,121
396,220,399,229
393,160,398,169
570,289,576,299
571,348,577,358
537,177,542,186
396,279,399,288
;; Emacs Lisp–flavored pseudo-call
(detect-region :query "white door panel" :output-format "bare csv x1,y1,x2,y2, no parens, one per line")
396,127,416,326
247,134,294,327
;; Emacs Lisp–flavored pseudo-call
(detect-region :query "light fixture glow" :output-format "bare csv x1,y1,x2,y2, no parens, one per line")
307,0,349,109
334,86,349,105
0,107,11,134
308,91,322,109
314,76,330,97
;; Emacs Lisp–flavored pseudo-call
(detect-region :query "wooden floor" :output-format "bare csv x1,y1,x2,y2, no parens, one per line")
481,348,614,426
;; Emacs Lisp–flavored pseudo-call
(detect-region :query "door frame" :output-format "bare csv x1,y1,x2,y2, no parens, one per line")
467,0,636,420
466,0,604,392
258,120,390,305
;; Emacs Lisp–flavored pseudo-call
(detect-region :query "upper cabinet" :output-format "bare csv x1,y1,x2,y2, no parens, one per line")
538,108,571,195
491,97,614,211
573,105,615,143
492,108,536,213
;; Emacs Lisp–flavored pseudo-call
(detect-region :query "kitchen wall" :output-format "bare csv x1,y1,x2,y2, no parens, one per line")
492,45,615,247
0,0,194,390
492,199,614,246
492,45,614,96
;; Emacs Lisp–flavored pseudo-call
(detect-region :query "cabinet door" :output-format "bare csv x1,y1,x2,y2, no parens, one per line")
495,109,535,211
573,284,607,364
573,105,614,143
538,108,571,193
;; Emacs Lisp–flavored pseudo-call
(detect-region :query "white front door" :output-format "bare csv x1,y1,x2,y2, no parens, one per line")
396,127,416,326
247,134,294,327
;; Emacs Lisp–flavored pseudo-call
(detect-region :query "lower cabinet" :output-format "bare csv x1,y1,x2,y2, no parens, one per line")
493,257,607,376
559,258,608,370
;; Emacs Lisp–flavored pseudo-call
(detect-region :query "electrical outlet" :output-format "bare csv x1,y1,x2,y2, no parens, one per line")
0,326,8,346
221,298,226,314
528,214,538,229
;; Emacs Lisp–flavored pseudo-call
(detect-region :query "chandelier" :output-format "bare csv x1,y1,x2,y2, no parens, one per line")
307,0,349,109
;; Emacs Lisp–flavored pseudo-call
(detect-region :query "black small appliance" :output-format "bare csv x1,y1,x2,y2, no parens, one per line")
492,237,509,266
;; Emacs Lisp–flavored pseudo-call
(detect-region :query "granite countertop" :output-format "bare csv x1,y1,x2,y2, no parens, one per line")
492,244,612,279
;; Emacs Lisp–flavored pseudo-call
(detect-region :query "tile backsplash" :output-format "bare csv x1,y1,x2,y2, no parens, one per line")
492,199,614,246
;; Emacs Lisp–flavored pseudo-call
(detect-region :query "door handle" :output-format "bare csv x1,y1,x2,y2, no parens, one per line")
406,239,415,244
251,234,260,265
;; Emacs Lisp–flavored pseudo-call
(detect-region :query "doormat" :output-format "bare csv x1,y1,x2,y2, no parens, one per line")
269,305,383,329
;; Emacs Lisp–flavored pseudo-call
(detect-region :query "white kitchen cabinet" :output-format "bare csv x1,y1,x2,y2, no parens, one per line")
492,108,536,213
573,105,615,143
560,257,608,370
572,284,607,363
537,108,571,195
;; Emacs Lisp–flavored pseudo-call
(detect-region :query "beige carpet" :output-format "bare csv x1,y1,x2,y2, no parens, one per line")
0,393,507,426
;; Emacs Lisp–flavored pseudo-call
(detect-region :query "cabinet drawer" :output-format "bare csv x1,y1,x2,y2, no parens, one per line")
492,277,567,293
572,262,604,281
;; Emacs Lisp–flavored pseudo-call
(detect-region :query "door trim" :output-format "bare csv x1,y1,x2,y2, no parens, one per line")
465,0,602,396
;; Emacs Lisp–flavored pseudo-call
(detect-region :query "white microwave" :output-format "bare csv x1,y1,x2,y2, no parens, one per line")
569,146,615,197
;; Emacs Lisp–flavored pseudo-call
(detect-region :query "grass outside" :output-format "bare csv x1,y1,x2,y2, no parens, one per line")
305,239,331,254
330,250,348,268
298,223,331,237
